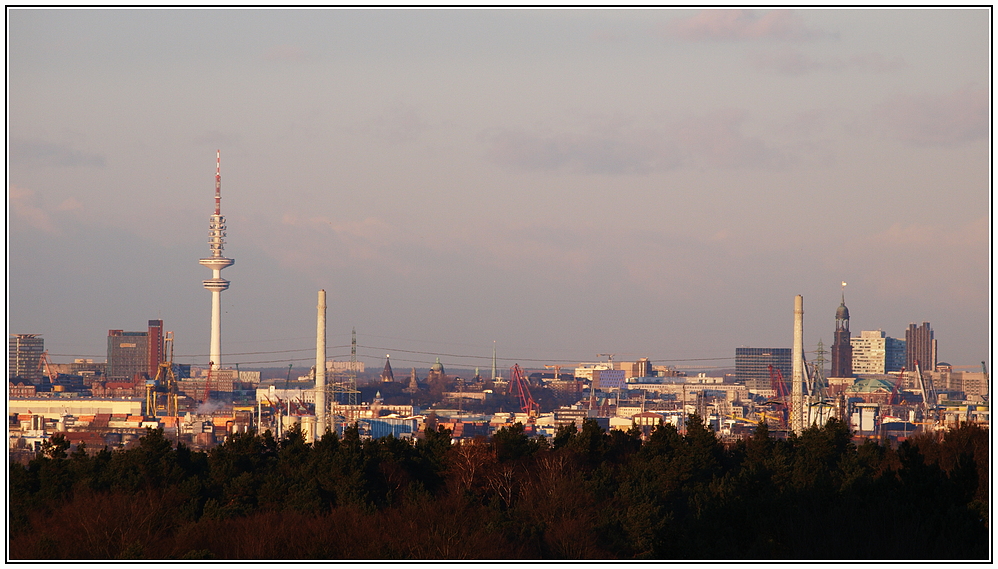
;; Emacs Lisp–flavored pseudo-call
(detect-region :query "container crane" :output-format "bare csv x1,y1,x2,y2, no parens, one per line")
544,364,563,381
150,332,179,419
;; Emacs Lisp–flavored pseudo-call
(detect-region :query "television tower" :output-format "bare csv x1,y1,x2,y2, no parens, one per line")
199,150,234,370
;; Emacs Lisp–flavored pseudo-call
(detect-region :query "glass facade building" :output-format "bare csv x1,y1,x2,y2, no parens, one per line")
9,334,44,382
735,347,791,391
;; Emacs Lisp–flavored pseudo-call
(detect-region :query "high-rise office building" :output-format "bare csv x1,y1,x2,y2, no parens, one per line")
9,334,44,382
107,320,165,381
906,322,937,372
735,347,791,391
147,320,164,381
830,295,852,378
850,330,906,375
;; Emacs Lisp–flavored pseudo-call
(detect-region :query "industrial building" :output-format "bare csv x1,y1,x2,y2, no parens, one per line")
8,398,145,418
925,366,989,400
106,320,164,381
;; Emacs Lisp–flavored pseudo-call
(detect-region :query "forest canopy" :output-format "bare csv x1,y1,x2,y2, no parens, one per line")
8,417,989,560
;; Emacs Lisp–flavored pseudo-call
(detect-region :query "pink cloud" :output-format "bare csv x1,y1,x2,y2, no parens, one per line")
58,197,83,211
9,185,58,233
871,86,988,146
665,9,821,42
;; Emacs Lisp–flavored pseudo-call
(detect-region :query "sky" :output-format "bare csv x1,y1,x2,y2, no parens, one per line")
6,8,992,374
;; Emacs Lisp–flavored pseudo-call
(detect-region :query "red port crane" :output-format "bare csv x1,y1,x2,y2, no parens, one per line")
767,364,790,427
508,364,538,422
38,350,58,383
768,364,790,401
202,362,215,403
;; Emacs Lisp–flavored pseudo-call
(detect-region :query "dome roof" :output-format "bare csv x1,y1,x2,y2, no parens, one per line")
836,301,850,320
846,378,894,393
430,357,444,373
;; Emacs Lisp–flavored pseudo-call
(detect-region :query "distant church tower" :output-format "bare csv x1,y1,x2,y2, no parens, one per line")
830,283,853,378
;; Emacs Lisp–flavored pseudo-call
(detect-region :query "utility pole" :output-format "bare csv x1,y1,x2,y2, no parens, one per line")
350,327,359,405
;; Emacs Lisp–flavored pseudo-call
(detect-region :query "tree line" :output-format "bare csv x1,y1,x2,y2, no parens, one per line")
9,417,988,560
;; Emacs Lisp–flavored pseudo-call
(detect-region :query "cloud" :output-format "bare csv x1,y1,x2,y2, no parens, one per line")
58,197,83,211
832,217,988,302
193,130,243,148
751,48,906,76
264,214,403,273
350,104,430,145
749,48,825,76
9,185,58,233
663,9,824,42
867,86,988,146
672,109,786,169
482,126,669,175
483,111,787,174
9,139,105,168
847,53,906,73
262,44,311,63
475,224,600,276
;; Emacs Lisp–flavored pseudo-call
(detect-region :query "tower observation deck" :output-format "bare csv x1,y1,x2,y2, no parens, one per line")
199,150,233,370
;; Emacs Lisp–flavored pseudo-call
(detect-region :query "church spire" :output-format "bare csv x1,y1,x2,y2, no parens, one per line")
381,354,394,383
831,281,853,378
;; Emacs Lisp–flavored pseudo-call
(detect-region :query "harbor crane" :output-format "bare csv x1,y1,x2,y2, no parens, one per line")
508,364,538,422
149,332,179,418
37,350,58,383
201,362,215,403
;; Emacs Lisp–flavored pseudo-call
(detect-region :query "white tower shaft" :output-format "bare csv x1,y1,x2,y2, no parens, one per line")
210,273,222,368
315,289,327,435
791,295,805,435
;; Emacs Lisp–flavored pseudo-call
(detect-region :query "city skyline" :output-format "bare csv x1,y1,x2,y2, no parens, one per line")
7,8,991,370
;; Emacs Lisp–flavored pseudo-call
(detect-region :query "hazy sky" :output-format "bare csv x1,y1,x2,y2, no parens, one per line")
7,8,992,373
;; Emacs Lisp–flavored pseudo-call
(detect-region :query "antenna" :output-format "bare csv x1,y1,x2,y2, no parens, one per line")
214,150,221,216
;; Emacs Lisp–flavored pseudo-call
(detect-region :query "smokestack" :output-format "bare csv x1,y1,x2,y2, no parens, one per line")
791,295,805,435
315,289,326,436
